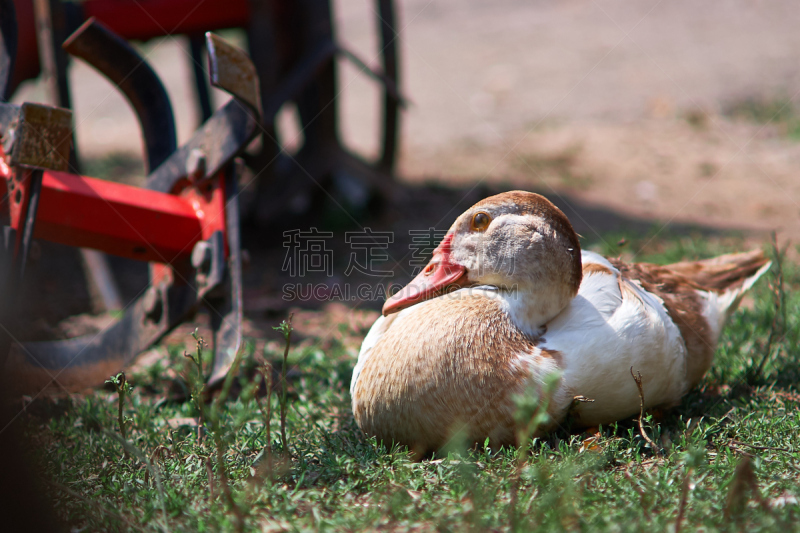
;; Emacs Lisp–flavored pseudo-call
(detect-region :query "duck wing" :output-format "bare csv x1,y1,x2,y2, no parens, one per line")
542,251,688,426
607,249,770,385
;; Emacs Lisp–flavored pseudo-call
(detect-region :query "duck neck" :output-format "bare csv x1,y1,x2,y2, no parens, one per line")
501,283,571,338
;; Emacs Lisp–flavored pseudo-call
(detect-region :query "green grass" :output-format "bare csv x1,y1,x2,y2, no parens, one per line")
725,97,800,140
23,234,800,532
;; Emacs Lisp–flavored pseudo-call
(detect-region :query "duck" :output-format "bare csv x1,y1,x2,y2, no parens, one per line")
350,191,771,455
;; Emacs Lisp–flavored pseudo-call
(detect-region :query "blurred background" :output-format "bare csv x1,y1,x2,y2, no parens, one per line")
6,0,800,346
13,0,800,243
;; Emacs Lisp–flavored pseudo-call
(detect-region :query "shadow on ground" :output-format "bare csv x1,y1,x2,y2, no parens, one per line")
20,179,744,342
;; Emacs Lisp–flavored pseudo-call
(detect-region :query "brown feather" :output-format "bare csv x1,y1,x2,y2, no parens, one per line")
609,249,769,386
352,292,559,454
662,249,770,293
583,263,614,276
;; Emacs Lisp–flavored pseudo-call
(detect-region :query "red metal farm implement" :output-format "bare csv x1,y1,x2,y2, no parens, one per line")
4,0,403,219
0,21,260,393
0,0,405,392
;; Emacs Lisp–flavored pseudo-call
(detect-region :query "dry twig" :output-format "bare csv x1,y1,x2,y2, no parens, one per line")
675,468,692,533
754,232,788,379
630,367,661,456
724,456,773,522
729,440,793,454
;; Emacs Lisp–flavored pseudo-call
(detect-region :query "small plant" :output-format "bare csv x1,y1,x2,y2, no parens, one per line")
273,314,294,453
254,358,274,456
509,371,560,531
752,233,788,381
183,328,246,531
105,371,133,458
184,329,208,438
207,345,247,532
631,367,661,455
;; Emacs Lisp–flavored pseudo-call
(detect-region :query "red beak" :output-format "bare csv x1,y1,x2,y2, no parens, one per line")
383,234,467,316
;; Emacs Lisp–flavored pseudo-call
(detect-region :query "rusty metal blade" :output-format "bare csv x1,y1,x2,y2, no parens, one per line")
205,32,261,116
10,282,195,394
9,103,72,172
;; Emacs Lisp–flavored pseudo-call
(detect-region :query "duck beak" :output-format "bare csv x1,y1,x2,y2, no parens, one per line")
383,235,467,316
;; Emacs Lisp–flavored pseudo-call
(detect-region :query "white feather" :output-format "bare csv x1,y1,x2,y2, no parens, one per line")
350,315,386,398
516,251,688,425
700,260,772,344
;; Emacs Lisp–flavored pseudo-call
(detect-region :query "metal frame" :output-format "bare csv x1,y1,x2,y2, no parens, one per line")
0,23,260,392
6,0,403,209
247,0,404,225
0,0,406,391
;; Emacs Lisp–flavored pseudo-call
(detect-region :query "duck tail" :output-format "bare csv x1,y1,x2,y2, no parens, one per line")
669,248,772,329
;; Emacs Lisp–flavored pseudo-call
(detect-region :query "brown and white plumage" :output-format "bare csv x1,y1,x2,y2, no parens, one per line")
350,191,770,454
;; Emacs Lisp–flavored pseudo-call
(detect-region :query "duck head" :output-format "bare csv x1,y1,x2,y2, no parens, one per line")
384,191,583,331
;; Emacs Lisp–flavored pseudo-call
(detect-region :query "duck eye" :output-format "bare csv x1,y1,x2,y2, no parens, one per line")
471,212,491,232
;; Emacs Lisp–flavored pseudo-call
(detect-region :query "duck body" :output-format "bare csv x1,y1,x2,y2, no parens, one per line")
350,192,770,454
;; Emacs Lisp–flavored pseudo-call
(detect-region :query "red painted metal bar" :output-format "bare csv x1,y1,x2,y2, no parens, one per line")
10,0,251,88
0,165,226,264
81,0,250,42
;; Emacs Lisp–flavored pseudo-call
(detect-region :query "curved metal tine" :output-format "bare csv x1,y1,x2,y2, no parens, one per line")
207,162,243,386
189,35,213,124
377,0,400,172
12,295,161,393
62,18,177,173
0,0,17,102
205,32,262,119
13,282,202,393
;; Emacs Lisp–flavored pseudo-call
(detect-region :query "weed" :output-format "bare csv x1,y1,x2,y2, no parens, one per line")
273,314,293,453
752,232,788,380
207,345,247,532
509,371,559,531
254,359,273,457
631,367,661,456
105,371,132,458
183,329,208,440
